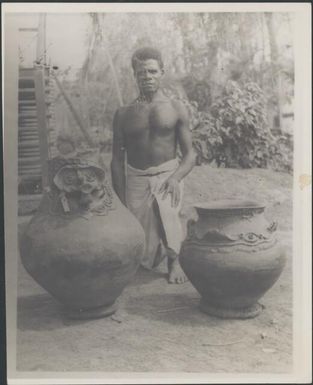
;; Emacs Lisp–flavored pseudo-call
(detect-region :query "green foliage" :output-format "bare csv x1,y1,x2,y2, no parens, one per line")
192,81,293,172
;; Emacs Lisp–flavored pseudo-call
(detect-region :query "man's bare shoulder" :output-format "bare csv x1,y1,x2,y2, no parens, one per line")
170,99,189,119
117,99,141,114
114,105,131,121
115,106,128,115
153,92,186,111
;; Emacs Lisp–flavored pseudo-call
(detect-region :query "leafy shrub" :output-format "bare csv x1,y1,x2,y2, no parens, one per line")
267,132,293,173
192,80,293,172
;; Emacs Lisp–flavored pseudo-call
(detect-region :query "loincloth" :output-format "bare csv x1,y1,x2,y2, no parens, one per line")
126,159,184,270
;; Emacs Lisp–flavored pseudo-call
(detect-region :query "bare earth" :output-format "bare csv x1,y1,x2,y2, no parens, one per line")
17,165,293,373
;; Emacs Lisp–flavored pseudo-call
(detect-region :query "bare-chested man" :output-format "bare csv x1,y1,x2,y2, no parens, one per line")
111,47,196,283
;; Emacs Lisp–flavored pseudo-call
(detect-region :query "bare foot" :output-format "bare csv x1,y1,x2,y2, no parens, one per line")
168,259,188,284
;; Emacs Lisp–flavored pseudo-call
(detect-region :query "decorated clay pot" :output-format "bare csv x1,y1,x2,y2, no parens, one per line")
19,156,145,319
180,200,286,319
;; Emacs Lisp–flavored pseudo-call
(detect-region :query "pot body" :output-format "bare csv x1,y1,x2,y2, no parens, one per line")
180,200,286,318
19,157,145,318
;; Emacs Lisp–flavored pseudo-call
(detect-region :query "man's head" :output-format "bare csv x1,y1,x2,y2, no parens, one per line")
131,47,164,72
131,47,164,96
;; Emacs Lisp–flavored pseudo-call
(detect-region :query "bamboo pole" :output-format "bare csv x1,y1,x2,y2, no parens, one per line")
51,71,95,147
105,50,124,107
95,13,127,187
36,14,46,64
97,14,124,108
33,68,49,189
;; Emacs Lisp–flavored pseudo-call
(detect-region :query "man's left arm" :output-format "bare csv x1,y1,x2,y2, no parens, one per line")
159,101,196,207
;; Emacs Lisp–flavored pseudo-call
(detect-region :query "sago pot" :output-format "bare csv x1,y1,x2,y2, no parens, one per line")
180,200,286,319
19,156,145,319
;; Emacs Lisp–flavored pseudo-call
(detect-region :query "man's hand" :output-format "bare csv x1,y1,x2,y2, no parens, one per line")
158,176,181,208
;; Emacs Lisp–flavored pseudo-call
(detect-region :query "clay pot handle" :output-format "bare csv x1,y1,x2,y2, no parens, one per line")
267,221,278,233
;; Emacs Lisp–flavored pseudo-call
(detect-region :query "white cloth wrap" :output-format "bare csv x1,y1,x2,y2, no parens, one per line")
126,159,184,269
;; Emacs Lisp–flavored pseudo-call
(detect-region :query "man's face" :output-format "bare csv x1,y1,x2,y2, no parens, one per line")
134,59,164,95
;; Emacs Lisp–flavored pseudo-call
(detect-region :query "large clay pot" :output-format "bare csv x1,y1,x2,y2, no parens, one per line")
19,156,145,319
180,200,286,319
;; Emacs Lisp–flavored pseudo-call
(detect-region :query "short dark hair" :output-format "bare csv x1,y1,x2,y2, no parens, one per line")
131,47,164,71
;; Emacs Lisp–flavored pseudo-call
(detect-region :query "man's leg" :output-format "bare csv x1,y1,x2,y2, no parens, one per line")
166,248,188,284
152,200,188,284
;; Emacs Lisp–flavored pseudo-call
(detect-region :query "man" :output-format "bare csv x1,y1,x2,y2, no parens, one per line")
111,47,196,283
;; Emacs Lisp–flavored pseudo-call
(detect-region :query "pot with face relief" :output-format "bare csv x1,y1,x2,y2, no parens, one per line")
19,155,145,319
179,200,286,319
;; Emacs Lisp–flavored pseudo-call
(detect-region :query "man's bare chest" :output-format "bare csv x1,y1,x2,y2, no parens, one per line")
121,102,178,137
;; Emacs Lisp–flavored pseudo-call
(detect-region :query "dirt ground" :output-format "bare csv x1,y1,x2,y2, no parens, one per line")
16,165,293,373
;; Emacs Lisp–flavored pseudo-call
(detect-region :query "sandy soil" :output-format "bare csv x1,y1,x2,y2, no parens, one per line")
16,165,293,373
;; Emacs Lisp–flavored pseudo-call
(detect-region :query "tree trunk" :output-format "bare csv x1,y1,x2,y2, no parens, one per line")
265,12,282,131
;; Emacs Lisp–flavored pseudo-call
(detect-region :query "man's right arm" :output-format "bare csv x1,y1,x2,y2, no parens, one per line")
111,109,126,206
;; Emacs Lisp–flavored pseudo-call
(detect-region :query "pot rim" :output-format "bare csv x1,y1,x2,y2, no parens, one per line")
193,199,266,211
